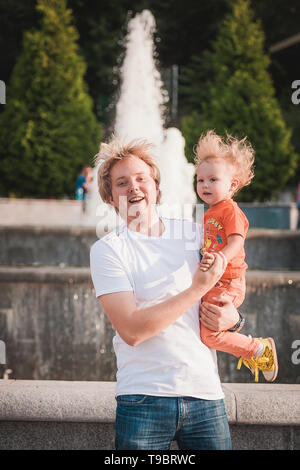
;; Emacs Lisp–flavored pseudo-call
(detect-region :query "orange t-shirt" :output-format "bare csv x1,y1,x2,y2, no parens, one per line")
201,199,249,279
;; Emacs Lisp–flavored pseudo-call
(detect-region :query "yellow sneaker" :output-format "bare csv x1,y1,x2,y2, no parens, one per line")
237,338,278,382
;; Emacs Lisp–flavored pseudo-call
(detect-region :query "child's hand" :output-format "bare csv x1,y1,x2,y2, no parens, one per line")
199,252,215,271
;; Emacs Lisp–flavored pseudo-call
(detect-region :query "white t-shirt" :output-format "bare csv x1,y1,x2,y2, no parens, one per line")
90,217,224,400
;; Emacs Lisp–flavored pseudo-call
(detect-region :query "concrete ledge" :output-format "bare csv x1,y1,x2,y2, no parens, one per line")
0,380,299,426
0,380,116,423
247,229,300,239
0,224,96,234
0,381,300,450
1,199,297,229
0,198,84,227
1,266,300,286
222,383,300,425
0,266,91,283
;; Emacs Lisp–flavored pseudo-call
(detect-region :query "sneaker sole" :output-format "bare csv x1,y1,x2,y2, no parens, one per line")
263,337,278,382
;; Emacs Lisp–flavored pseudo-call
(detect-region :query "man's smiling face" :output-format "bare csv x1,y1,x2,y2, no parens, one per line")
110,155,159,223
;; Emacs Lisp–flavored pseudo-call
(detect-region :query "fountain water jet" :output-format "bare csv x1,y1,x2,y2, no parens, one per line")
114,10,166,148
84,9,196,231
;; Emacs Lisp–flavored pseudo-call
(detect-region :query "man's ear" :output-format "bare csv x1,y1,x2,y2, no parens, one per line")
109,195,115,207
155,181,161,203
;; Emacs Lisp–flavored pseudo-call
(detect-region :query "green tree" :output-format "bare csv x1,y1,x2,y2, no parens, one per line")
0,0,37,92
0,0,101,198
181,0,298,202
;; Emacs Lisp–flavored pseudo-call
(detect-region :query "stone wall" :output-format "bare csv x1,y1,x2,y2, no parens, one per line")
2,226,300,270
0,266,299,383
1,224,300,383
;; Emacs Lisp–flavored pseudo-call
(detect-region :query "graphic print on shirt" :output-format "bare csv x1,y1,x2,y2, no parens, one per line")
201,216,226,257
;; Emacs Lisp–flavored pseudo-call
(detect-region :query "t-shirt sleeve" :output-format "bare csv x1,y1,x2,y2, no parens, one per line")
223,206,249,238
90,240,133,298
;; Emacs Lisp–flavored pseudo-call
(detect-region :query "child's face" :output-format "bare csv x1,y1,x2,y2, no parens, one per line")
196,158,238,206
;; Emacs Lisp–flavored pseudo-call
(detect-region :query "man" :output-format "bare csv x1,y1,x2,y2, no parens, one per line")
90,138,241,450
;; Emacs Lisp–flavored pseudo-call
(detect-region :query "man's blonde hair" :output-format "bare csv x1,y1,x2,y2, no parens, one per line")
94,136,161,205
195,130,255,192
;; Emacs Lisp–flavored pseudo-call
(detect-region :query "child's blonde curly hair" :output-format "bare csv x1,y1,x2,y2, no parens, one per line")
194,130,255,193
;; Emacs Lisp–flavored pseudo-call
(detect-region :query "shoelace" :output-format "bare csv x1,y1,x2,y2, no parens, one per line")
237,346,274,382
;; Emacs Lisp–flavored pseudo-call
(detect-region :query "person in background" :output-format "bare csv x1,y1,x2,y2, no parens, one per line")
75,166,93,212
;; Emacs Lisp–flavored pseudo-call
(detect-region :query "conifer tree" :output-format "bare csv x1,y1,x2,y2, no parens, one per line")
181,0,298,202
0,0,101,198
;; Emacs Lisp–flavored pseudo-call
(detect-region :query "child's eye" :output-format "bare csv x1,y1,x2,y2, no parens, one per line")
210,178,217,182
197,179,204,183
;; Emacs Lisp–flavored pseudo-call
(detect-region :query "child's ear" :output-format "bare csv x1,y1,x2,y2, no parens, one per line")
231,178,239,193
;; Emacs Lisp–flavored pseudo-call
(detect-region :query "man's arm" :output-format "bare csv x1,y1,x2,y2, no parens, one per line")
99,252,227,346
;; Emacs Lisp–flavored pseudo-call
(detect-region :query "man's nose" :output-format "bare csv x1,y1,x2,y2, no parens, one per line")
128,180,139,192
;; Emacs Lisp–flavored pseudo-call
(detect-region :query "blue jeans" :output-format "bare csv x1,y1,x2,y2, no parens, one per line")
115,395,232,450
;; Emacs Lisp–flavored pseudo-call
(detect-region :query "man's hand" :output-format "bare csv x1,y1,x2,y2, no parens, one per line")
199,293,240,332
